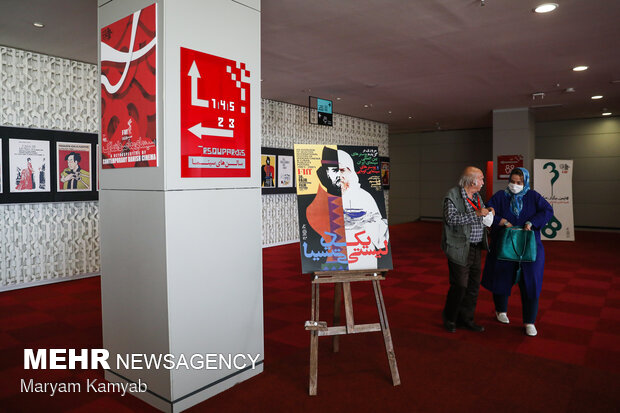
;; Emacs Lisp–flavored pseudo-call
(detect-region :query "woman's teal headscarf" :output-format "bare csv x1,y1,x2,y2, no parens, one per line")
504,167,530,217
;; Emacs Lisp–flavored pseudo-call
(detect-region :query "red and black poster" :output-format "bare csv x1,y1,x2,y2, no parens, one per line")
180,48,251,178
100,3,157,169
497,154,523,180
294,145,392,273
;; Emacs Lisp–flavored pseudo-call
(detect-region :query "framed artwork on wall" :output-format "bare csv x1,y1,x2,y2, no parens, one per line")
380,157,390,189
57,142,92,192
0,126,98,204
261,147,296,194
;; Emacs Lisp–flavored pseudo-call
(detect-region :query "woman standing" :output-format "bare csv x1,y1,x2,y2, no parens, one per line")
482,167,553,336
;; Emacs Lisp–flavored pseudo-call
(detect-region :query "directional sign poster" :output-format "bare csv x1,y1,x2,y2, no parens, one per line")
180,48,251,177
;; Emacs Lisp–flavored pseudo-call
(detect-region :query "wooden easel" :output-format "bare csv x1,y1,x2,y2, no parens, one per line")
305,269,400,395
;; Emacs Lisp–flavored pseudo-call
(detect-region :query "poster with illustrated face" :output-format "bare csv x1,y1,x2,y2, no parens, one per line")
9,139,50,193
278,155,294,188
294,144,392,273
261,154,276,187
57,142,92,192
100,3,157,169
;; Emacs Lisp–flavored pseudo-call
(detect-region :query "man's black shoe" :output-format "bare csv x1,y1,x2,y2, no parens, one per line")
442,313,456,333
458,321,485,332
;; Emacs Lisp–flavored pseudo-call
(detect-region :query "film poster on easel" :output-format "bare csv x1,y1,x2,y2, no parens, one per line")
294,144,392,273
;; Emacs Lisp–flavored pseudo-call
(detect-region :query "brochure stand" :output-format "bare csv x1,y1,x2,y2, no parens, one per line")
305,269,400,395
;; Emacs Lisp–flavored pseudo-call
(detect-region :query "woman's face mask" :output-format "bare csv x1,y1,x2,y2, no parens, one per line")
508,183,524,194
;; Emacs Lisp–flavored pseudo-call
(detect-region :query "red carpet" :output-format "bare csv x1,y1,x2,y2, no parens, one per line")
1,221,619,412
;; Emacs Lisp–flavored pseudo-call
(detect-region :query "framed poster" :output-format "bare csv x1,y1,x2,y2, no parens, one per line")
497,155,523,180
294,144,392,273
261,154,276,187
100,3,157,169
534,159,575,241
9,139,50,194
261,147,296,194
380,157,390,189
0,126,98,204
180,47,251,177
278,154,294,188
57,142,92,192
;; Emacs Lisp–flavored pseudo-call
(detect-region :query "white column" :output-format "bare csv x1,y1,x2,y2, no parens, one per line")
98,1,262,412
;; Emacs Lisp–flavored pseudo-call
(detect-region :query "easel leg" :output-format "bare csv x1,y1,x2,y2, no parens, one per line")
343,282,355,333
333,282,342,352
309,282,320,395
372,280,401,386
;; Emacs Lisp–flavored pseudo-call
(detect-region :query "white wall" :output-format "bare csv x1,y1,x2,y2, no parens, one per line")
0,46,99,290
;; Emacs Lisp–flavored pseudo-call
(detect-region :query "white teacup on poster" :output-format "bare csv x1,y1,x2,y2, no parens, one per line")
9,139,50,193
533,159,574,241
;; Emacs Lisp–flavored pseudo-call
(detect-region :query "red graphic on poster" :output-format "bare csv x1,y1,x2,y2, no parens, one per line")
180,47,251,177
100,3,157,169
497,155,523,179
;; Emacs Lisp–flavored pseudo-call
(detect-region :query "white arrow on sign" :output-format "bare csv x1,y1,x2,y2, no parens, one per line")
188,123,234,139
188,61,210,108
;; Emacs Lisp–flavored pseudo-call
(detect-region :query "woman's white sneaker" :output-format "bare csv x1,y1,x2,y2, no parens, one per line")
525,324,537,336
495,312,509,324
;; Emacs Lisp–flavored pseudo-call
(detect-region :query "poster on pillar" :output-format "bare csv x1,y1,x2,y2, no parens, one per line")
294,144,392,273
100,3,157,169
497,154,523,180
180,48,251,177
533,159,575,241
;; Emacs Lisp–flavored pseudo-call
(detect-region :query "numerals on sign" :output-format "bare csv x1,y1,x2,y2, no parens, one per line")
211,99,235,111
543,215,562,238
217,117,235,128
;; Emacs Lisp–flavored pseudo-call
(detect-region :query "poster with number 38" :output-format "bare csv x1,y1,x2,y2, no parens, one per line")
533,159,574,241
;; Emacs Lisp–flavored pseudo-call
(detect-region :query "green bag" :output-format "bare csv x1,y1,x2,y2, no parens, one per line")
497,227,537,262
496,227,537,285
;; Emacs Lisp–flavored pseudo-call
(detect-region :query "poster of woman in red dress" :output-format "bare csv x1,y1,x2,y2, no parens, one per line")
9,139,50,193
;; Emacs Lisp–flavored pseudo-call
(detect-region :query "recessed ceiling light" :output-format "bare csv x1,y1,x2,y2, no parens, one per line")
573,65,588,72
591,95,603,100
336,97,341,100
534,3,558,13
33,22,45,28
408,116,413,119
602,112,612,116
388,111,392,114
364,104,369,108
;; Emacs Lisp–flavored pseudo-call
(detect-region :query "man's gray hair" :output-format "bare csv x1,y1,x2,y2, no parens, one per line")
459,169,479,187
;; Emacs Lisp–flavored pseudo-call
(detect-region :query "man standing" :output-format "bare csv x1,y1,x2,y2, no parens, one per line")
441,166,492,333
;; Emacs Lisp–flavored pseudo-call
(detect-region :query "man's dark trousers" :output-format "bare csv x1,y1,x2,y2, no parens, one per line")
443,243,481,324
